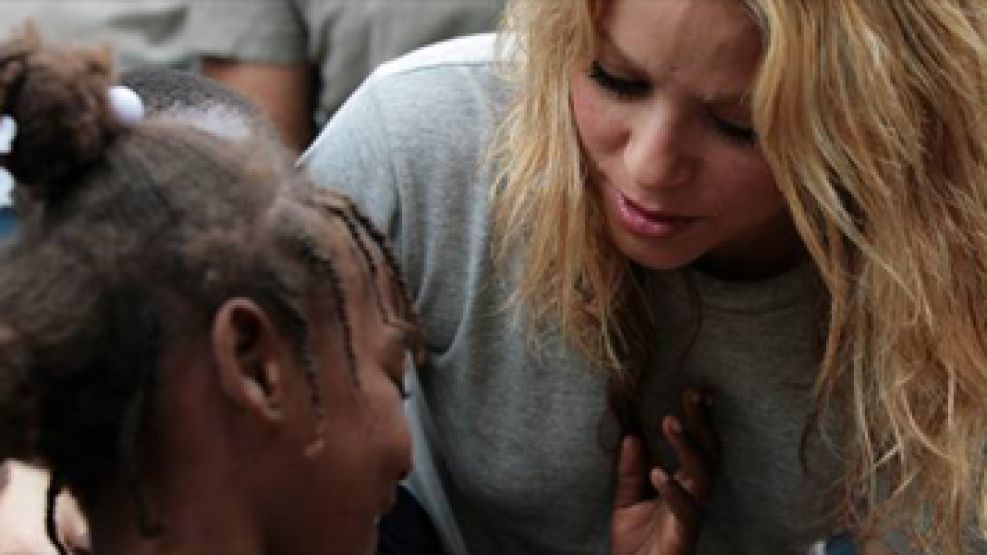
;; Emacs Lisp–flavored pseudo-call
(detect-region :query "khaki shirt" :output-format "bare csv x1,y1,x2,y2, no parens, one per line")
187,0,504,125
0,0,190,69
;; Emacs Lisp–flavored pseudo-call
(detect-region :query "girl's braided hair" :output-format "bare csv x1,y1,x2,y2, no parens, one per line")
0,28,420,547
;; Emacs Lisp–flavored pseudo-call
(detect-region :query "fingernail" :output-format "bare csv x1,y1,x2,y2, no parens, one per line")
704,394,714,407
690,391,702,405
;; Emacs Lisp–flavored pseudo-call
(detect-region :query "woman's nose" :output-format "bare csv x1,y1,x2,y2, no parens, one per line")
623,106,694,190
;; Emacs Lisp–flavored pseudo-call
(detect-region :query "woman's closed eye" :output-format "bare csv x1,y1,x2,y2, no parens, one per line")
707,111,757,145
589,60,650,100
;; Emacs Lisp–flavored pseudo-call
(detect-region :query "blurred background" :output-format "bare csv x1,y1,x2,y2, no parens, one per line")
0,0,506,232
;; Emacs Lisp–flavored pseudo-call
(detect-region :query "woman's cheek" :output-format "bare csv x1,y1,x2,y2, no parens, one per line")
570,74,623,156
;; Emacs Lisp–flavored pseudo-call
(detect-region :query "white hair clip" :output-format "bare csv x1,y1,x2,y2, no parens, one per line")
108,85,145,126
0,115,16,155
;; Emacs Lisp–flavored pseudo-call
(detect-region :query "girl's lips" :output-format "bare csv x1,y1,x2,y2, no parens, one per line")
613,188,697,238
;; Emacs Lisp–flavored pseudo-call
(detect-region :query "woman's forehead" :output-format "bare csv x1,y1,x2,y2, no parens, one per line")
599,0,761,100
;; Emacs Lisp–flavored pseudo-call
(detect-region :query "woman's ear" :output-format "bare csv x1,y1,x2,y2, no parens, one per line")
211,298,287,424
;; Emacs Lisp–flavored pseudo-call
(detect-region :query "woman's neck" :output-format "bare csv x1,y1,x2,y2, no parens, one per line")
693,214,807,282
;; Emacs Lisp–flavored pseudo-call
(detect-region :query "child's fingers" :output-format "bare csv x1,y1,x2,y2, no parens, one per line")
613,435,646,510
661,415,712,499
55,490,89,553
680,387,719,466
650,465,703,527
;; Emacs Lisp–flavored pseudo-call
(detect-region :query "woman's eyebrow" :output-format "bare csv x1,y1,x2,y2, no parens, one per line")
597,34,650,77
599,34,750,107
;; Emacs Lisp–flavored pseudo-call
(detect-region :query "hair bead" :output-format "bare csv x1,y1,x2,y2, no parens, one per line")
107,86,144,126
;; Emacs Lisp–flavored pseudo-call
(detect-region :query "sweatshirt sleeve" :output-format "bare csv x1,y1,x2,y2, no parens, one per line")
300,75,404,261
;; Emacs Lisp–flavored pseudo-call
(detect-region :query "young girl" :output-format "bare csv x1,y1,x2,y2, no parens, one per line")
303,0,987,553
0,31,419,554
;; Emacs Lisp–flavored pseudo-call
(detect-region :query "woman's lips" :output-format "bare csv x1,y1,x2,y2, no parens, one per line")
613,188,697,238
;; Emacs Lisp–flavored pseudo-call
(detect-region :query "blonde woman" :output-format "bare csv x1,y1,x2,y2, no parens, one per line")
304,0,987,553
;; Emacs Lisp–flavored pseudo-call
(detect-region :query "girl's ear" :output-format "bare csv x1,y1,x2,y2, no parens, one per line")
211,298,287,424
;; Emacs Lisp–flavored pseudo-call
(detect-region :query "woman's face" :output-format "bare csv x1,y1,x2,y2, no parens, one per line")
571,0,801,278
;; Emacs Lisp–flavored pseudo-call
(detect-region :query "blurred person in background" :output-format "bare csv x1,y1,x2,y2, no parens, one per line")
188,0,505,152
0,0,190,69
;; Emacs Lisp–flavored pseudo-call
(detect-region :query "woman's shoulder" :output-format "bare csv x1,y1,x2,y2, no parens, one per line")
353,32,511,133
371,32,501,81
300,33,510,276
302,32,510,197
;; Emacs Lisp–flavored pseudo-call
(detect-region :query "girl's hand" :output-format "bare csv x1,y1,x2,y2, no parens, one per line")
610,388,719,555
0,462,89,554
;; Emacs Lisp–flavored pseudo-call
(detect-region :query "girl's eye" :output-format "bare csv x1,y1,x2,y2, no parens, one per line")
589,60,650,99
709,113,758,145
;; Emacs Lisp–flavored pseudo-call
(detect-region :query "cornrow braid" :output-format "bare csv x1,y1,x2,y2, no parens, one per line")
297,323,325,431
314,191,411,303
347,205,406,295
273,283,327,428
346,206,426,364
293,230,358,383
322,204,388,324
311,191,424,363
